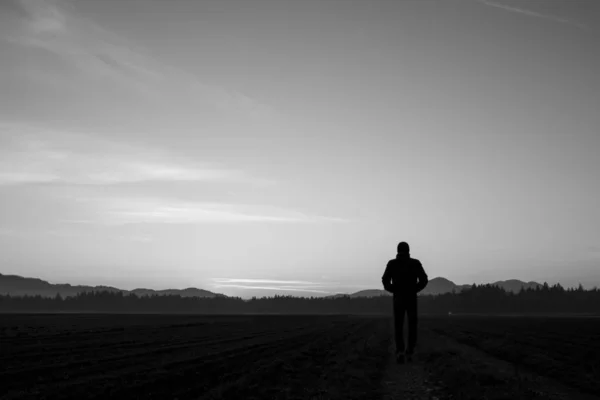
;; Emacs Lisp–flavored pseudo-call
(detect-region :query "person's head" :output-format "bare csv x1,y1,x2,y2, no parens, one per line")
397,241,410,255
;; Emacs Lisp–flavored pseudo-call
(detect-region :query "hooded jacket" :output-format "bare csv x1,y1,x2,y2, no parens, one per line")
381,253,428,297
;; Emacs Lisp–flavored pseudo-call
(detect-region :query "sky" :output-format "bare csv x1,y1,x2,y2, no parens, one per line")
0,0,599,297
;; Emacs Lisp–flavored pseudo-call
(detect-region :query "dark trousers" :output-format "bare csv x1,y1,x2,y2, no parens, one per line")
393,295,418,354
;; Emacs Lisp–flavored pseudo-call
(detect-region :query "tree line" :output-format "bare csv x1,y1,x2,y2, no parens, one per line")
1,283,599,314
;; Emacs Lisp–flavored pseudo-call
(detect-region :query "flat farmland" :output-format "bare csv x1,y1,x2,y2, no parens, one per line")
424,315,600,398
0,315,391,400
2,314,600,400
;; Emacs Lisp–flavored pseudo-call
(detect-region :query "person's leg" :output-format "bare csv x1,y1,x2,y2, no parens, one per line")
393,296,406,361
406,296,418,357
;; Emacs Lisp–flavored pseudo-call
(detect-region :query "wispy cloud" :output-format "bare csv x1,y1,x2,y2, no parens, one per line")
70,196,347,225
14,0,66,34
0,123,347,225
7,0,276,120
0,123,265,186
210,278,369,295
0,228,19,237
212,285,331,294
477,0,588,31
0,225,155,243
213,279,329,285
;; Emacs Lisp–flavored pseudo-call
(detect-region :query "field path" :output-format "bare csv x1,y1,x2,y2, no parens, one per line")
380,338,440,400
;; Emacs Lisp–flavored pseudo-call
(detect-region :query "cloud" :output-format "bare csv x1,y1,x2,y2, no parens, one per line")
0,228,19,237
213,279,329,285
210,278,370,295
0,123,265,186
8,0,276,121
0,123,347,225
12,0,67,34
212,285,331,294
70,196,347,225
0,225,155,243
477,0,588,30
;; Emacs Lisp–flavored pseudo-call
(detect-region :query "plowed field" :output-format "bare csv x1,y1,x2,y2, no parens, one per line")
2,314,599,400
0,315,390,399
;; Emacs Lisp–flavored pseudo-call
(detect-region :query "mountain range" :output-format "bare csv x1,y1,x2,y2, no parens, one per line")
0,273,223,299
0,273,542,299
328,278,542,298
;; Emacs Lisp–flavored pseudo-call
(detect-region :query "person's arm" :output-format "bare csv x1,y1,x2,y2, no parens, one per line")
415,261,428,293
382,261,394,293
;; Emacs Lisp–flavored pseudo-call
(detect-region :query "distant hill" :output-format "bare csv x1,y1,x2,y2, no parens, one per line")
350,290,390,298
0,273,224,298
329,277,541,298
422,277,471,295
491,279,542,293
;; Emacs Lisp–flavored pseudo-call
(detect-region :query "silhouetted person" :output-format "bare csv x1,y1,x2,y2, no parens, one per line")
382,241,428,364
